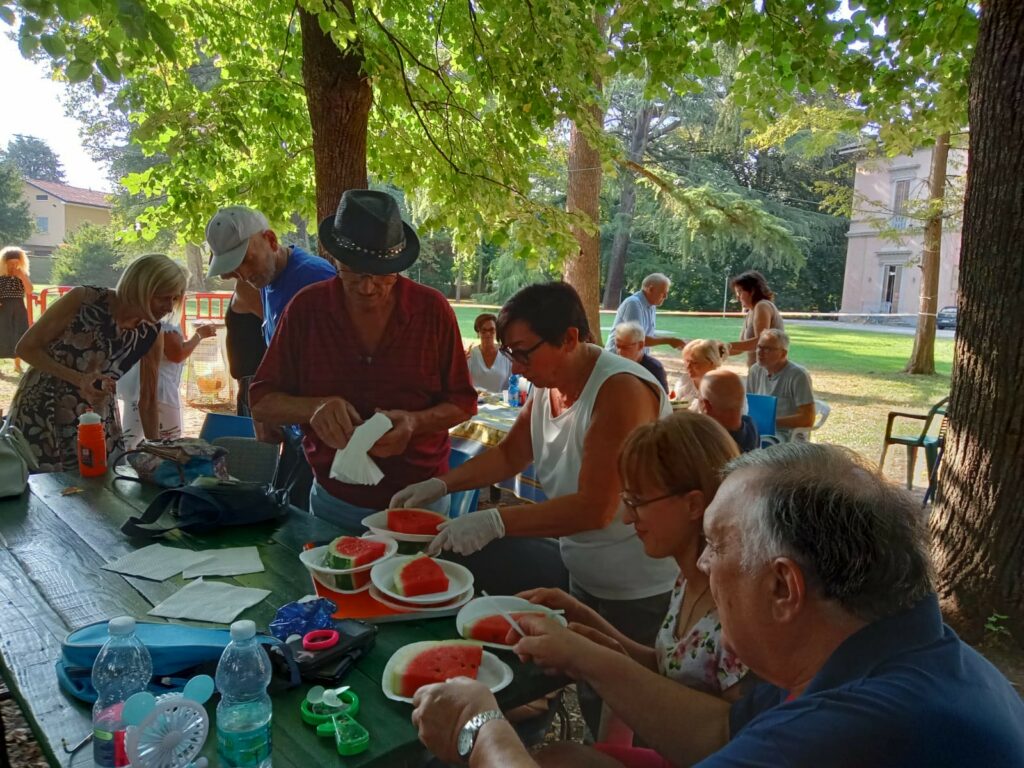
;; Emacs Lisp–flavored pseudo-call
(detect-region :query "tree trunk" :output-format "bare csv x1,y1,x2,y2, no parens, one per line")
905,132,950,374
184,242,207,291
300,5,372,233
565,111,604,344
930,1,1024,643
602,102,654,310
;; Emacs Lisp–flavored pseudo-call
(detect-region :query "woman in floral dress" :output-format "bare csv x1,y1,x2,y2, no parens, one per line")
8,254,188,472
516,412,747,765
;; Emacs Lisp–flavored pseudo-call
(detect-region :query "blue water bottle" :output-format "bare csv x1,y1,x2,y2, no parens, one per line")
92,617,153,768
507,374,520,408
216,620,273,768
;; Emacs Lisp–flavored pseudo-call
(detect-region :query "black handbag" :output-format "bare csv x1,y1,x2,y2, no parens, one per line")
121,476,290,538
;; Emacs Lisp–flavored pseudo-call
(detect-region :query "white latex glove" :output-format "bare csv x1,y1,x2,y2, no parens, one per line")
427,508,506,556
389,477,448,509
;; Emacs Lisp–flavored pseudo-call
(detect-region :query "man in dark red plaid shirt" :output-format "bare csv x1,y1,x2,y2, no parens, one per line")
250,190,477,527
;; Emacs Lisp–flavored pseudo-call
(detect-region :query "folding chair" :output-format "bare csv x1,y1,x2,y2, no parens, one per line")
746,393,780,447
199,413,256,442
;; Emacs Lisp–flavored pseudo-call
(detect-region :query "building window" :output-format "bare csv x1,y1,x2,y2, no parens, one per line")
35,216,49,234
35,194,48,200
891,179,911,229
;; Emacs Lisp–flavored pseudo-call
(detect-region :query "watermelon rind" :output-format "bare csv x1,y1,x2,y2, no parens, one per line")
326,536,387,570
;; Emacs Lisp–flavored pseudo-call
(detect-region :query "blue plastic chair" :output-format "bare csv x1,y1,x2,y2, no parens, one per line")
199,413,256,442
448,447,480,518
746,394,779,447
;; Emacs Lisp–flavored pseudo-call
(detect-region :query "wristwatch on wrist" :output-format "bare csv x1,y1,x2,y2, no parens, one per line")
457,709,505,761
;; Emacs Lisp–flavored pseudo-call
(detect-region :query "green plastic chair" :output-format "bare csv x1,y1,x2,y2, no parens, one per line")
879,397,949,489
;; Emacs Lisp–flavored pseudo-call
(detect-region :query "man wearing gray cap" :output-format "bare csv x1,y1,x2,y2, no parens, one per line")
206,206,337,345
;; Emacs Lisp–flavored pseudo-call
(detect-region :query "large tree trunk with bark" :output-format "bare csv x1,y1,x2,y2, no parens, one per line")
300,5,372,231
930,1,1024,643
602,102,655,310
905,132,951,374
565,112,604,343
184,242,207,291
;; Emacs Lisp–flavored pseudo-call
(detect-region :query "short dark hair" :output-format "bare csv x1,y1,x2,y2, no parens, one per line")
496,282,591,346
474,312,498,333
725,443,934,623
730,270,774,304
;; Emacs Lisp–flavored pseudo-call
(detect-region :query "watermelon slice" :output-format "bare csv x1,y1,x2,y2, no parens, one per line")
327,536,387,570
465,613,546,645
393,556,450,597
391,641,483,697
387,508,447,536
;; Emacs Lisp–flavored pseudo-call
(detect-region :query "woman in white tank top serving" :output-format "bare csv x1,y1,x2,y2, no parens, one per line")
725,270,784,368
391,282,679,646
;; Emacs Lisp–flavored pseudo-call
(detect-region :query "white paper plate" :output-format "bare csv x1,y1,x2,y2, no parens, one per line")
361,509,447,543
370,556,474,605
368,583,474,614
299,536,398,592
381,641,513,704
309,570,372,594
456,596,568,649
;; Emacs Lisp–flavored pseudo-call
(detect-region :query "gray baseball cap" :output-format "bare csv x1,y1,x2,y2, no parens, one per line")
206,206,269,278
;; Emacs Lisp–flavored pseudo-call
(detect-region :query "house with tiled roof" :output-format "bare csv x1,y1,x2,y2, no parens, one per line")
21,178,113,282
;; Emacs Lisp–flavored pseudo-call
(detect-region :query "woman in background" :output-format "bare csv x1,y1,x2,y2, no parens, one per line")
8,253,187,471
466,312,512,393
726,270,784,367
680,338,729,409
0,247,33,373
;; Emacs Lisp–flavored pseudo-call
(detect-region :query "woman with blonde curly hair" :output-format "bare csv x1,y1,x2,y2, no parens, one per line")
679,338,729,407
0,246,33,373
8,253,188,472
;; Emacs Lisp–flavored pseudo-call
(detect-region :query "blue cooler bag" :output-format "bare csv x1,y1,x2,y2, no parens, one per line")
56,620,300,703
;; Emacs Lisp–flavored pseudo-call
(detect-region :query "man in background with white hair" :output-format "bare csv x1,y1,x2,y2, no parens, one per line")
605,272,686,352
612,320,669,392
746,328,814,440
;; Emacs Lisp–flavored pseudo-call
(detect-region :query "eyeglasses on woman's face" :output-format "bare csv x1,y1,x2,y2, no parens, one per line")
499,338,547,365
619,489,684,512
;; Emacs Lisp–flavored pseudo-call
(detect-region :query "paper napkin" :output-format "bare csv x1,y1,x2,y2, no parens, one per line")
182,547,265,578
148,578,271,624
102,544,211,582
329,412,393,485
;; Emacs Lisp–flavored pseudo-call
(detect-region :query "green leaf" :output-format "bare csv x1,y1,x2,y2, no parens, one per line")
0,7,15,24
65,59,92,83
40,32,66,58
91,72,106,93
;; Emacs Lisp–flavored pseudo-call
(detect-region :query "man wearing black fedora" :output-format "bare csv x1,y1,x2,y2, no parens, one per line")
249,189,478,525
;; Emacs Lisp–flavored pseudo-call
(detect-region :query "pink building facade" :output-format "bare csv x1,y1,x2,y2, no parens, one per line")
840,147,964,324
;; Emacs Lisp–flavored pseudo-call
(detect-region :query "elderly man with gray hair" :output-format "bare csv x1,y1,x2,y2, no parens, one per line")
411,444,1024,767
612,320,669,392
605,272,686,353
746,328,814,440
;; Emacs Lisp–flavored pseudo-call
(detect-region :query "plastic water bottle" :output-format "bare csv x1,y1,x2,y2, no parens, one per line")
92,616,153,768
216,620,273,768
507,374,520,409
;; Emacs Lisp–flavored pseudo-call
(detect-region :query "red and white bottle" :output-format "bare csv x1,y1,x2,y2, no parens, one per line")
77,408,107,477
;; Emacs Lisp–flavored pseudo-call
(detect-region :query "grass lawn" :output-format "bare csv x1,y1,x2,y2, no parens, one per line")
453,304,953,487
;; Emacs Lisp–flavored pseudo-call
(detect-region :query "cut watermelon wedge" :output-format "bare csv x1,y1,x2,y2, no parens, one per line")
393,556,450,597
390,641,483,698
464,612,547,645
327,536,387,570
387,508,446,535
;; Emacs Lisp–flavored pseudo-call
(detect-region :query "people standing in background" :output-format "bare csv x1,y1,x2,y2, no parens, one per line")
467,312,512,393
224,279,267,417
726,270,784,367
0,247,32,374
119,320,217,447
605,273,686,353
612,321,669,392
8,254,186,472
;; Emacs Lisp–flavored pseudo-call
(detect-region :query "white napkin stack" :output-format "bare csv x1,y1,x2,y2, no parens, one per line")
181,547,265,578
329,412,393,485
148,578,270,623
102,544,212,581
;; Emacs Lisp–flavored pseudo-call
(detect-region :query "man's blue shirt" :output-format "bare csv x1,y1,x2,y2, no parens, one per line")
698,594,1024,767
605,290,656,352
261,246,336,344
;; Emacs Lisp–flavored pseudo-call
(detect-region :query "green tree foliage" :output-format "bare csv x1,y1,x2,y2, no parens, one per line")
1,134,66,182
0,162,33,245
50,223,126,287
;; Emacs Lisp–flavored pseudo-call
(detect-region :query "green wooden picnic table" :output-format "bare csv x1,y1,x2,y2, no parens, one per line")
0,472,563,767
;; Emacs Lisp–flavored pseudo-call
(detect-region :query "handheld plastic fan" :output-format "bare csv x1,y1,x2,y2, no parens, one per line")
123,676,215,768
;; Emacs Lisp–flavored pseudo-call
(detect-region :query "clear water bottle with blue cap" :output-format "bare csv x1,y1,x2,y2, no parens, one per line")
92,616,153,767
507,374,520,408
216,620,273,768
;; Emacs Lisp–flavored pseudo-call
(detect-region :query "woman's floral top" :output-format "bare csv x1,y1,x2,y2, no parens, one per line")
655,576,748,695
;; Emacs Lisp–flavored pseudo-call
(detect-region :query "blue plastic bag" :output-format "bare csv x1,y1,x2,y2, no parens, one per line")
269,598,338,641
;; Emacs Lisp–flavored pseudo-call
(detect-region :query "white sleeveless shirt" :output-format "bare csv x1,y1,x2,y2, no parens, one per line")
468,345,512,393
530,350,680,600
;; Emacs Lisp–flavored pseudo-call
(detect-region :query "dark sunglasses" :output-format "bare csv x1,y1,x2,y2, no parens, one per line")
499,338,546,365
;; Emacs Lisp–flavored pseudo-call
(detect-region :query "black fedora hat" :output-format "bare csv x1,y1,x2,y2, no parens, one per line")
318,189,420,275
